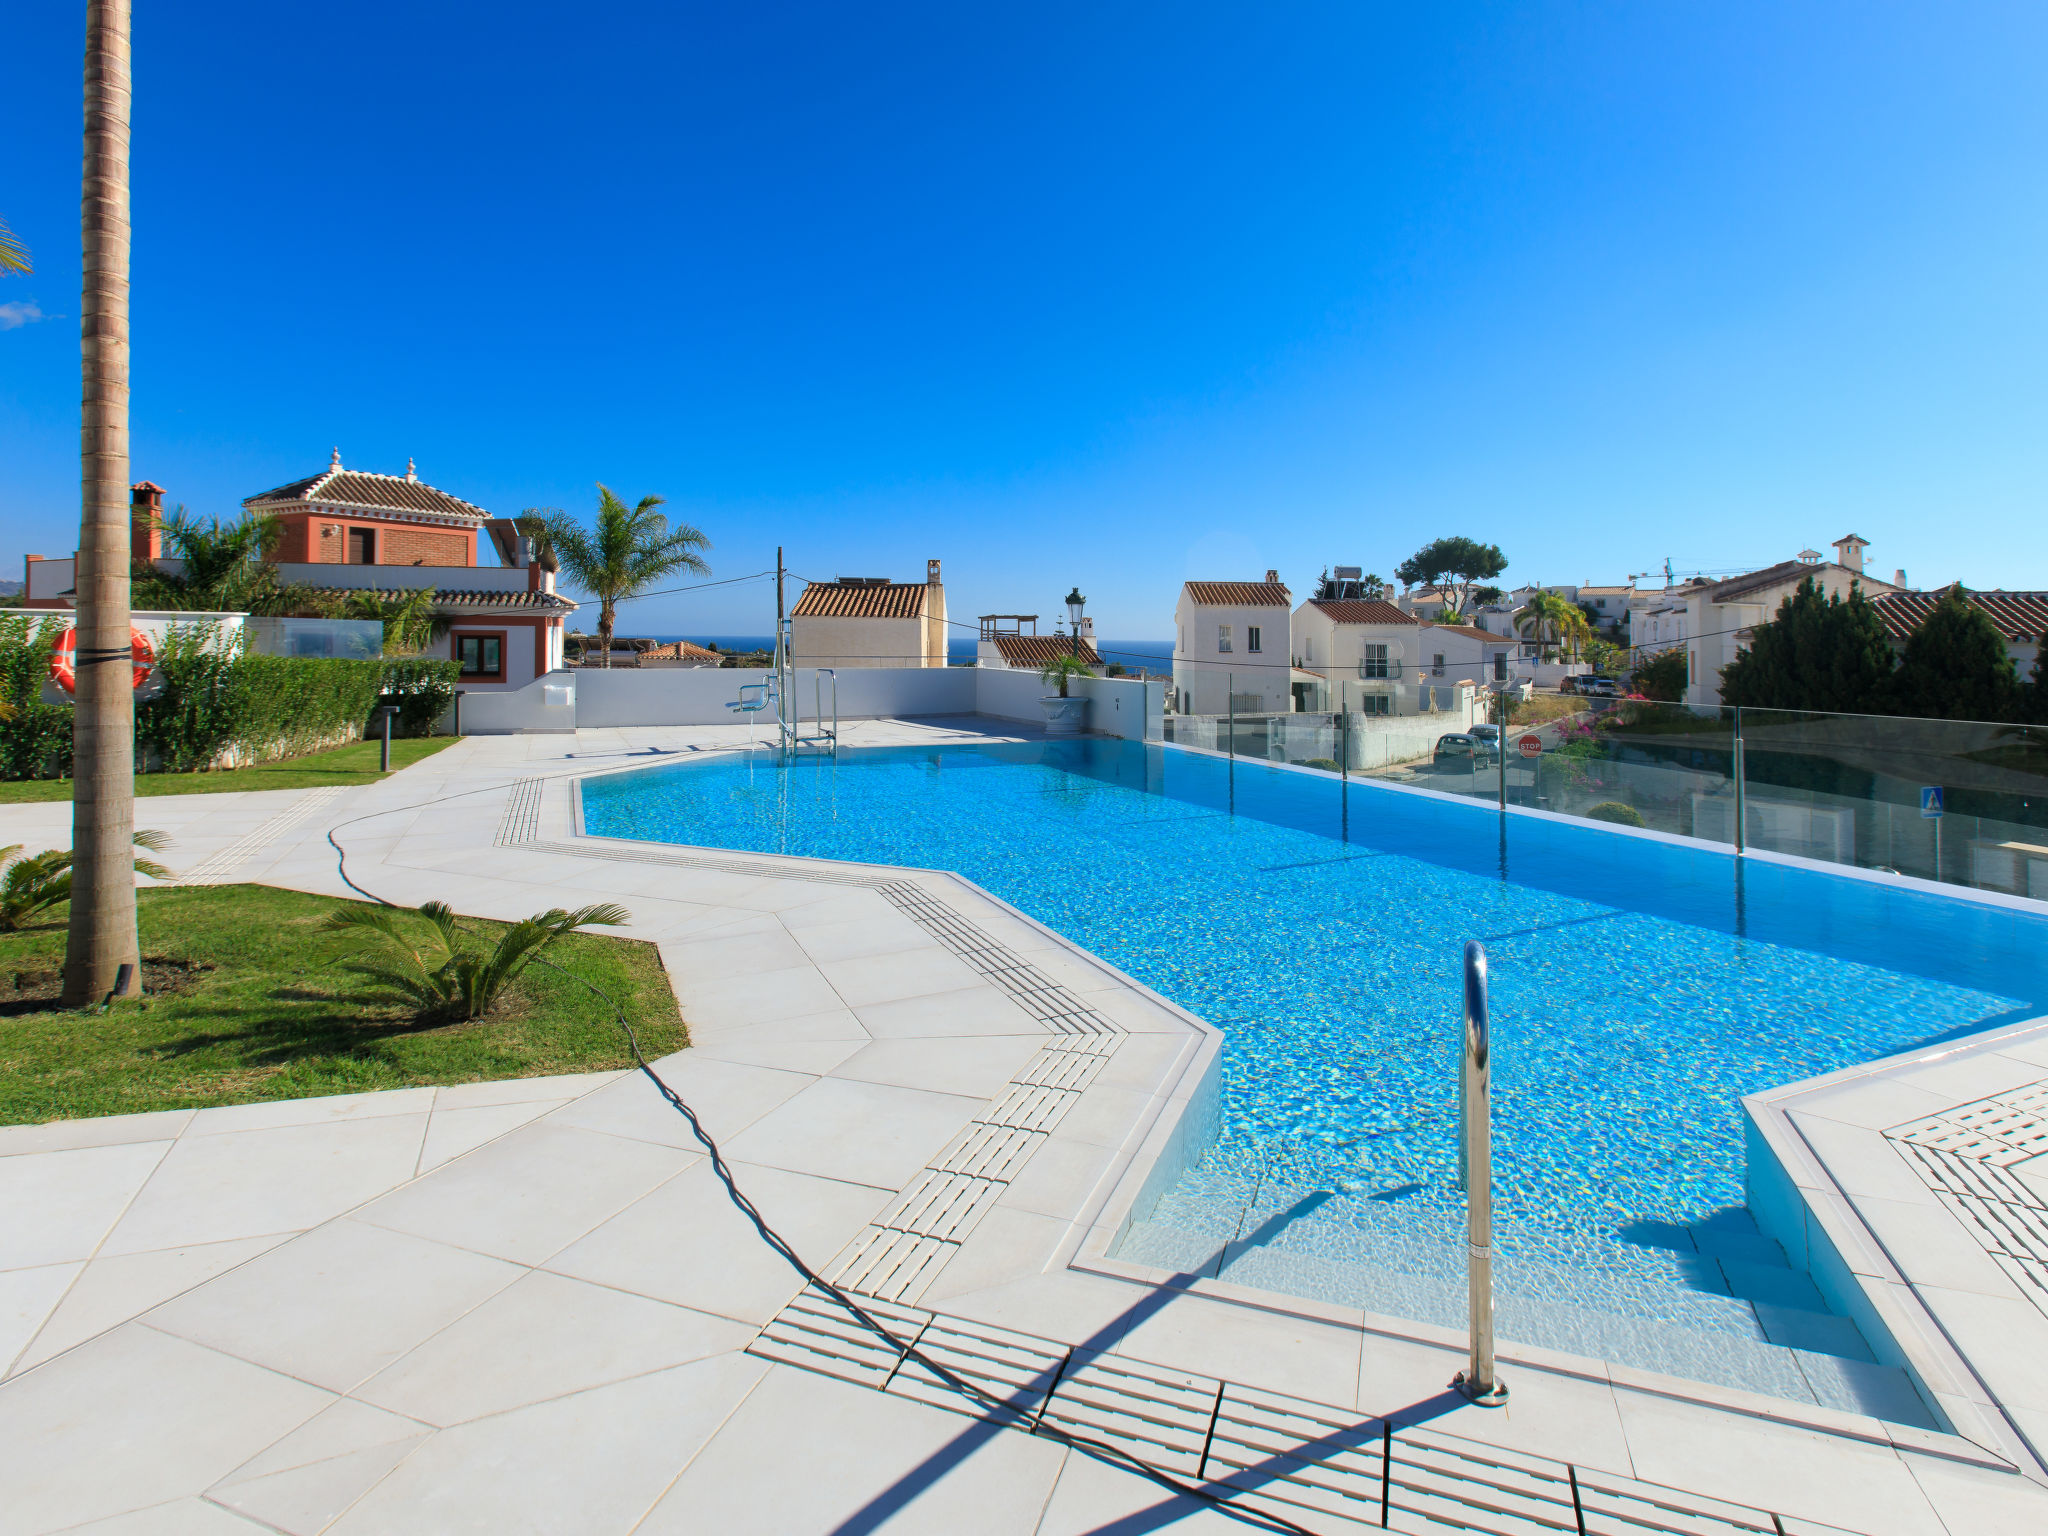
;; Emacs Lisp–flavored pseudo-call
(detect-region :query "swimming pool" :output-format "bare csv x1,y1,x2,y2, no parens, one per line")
581,737,2048,1408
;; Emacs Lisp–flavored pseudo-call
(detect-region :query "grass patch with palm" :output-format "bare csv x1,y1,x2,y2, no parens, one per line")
0,884,685,1124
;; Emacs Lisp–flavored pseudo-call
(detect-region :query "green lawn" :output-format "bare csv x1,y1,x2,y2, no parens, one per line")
0,884,687,1124
0,736,459,804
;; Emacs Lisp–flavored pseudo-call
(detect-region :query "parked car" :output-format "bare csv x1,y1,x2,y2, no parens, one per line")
1468,724,1502,748
1433,732,1499,765
1580,677,1623,698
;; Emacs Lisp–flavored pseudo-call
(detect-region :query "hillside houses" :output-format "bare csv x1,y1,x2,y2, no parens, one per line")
1172,574,1292,715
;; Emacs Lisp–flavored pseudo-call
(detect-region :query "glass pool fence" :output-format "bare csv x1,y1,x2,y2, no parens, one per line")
1162,677,2048,901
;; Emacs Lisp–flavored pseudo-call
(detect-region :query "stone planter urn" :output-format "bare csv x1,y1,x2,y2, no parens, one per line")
1040,694,1090,735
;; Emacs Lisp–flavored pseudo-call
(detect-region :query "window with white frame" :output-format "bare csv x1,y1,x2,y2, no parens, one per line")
1218,624,1233,653
1362,643,1389,679
1359,693,1390,715
1247,625,1262,653
1432,653,1445,676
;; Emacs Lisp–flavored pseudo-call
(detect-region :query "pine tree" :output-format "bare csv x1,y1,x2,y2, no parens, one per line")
1888,585,2024,723
1719,576,1895,714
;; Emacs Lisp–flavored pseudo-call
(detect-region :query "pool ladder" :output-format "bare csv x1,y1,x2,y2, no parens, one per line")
1453,939,1507,1406
769,617,838,757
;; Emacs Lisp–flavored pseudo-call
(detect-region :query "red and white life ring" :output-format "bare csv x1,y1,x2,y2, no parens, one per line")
49,626,156,694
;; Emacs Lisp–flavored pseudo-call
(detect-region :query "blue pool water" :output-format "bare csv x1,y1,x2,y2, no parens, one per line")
582,738,2048,1400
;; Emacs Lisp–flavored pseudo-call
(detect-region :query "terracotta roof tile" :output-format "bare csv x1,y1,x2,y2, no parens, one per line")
1423,623,1510,643
246,467,490,523
990,634,1101,667
1182,581,1291,607
1307,599,1417,625
303,587,574,613
791,580,934,619
1871,589,2048,643
640,639,723,660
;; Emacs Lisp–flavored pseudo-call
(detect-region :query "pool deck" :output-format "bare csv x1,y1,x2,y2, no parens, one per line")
2,718,2046,1535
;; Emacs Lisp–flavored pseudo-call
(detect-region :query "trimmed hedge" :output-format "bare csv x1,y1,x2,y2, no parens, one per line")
0,615,72,781
0,615,460,781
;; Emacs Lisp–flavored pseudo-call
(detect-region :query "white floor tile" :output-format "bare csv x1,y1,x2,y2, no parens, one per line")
209,1439,422,1535
547,1158,890,1324
1611,1387,1945,1536
1114,1293,1363,1410
722,1076,984,1189
829,1034,1046,1099
0,1262,81,1377
415,1101,570,1173
144,1219,524,1392
354,1269,754,1425
101,1117,428,1256
1031,1451,1253,1534
639,1363,1063,1535
545,1054,815,1148
9,1234,286,1376
0,1140,171,1269
0,1323,332,1536
354,1120,692,1266
325,1351,769,1536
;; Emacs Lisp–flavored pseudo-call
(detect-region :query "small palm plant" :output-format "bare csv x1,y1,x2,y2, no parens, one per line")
1038,652,1095,698
325,900,630,1024
342,587,448,656
0,831,174,932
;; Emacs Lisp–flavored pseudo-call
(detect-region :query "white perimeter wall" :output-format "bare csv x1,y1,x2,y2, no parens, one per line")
455,665,1163,740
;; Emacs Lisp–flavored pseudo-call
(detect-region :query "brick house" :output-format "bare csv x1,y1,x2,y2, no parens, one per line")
20,451,577,692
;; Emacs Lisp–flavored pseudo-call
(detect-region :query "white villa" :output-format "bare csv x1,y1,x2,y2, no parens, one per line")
1172,573,1292,715
789,561,949,669
1289,597,1513,715
1650,536,1903,707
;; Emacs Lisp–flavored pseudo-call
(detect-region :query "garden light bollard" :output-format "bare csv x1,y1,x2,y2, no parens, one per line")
1453,939,1508,1406
380,706,394,772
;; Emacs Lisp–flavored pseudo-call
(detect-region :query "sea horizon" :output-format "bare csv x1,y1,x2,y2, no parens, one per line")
620,635,1176,669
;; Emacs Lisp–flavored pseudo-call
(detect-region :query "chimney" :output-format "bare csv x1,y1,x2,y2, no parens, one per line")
1831,533,1868,575
1894,569,1908,588
1265,569,1278,584
927,558,942,585
130,481,165,562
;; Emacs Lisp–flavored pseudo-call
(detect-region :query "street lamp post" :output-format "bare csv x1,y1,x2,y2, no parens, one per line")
1065,587,1086,660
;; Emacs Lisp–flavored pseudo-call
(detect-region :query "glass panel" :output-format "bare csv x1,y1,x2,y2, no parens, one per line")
1736,708,2048,891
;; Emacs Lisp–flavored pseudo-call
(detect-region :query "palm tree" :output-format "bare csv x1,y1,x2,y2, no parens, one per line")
0,215,29,274
341,587,447,655
2,830,173,933
1516,592,1592,663
132,506,322,616
521,487,710,666
65,0,139,1005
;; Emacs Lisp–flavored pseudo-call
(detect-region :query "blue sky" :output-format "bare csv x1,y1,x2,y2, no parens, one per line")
3,3,2045,637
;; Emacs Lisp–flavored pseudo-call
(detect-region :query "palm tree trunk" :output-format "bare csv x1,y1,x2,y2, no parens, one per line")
63,0,139,1006
598,599,614,668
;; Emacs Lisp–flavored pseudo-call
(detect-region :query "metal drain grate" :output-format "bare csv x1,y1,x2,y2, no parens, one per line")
1038,1353,1221,1478
1888,1085,2048,1317
750,1293,1805,1536
495,777,544,845
1202,1383,1387,1528
748,1284,929,1388
174,786,348,886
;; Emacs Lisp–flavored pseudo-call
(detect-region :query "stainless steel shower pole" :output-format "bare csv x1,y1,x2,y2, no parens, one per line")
1454,939,1509,1406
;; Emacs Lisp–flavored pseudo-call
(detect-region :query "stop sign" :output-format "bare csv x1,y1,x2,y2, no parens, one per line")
1517,734,1543,759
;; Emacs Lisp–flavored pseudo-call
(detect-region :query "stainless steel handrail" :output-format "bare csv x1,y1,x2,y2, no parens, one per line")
1453,939,1509,1405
